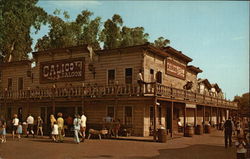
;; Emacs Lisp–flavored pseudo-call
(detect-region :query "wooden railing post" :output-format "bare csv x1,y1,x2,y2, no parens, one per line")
81,83,85,112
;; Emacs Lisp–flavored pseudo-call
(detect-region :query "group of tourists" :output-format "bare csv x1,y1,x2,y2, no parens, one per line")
49,112,87,144
11,114,42,140
222,117,249,159
0,112,87,144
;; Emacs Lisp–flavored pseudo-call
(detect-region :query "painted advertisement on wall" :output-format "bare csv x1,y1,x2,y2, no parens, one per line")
166,59,186,80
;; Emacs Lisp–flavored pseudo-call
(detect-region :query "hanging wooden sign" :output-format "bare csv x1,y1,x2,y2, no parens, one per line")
40,58,85,83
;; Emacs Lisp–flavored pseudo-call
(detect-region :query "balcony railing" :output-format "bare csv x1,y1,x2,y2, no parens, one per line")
0,83,237,109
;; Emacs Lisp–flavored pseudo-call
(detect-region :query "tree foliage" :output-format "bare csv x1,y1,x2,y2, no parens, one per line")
100,14,149,49
233,92,250,116
35,10,101,51
153,36,170,48
0,0,47,61
1,1,171,59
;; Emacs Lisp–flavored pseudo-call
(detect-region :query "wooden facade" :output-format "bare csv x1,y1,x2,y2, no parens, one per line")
0,43,237,137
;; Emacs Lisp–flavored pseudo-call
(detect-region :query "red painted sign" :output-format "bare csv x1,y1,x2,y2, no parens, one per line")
166,59,186,80
40,58,85,83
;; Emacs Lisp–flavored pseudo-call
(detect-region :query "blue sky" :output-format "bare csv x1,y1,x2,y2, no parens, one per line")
33,1,249,100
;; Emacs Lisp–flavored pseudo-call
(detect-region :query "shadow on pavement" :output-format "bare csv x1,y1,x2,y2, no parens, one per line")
80,155,113,158
127,144,236,159
30,139,76,144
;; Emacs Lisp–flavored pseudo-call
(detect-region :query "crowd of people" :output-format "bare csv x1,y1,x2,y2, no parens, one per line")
0,112,87,144
222,116,250,159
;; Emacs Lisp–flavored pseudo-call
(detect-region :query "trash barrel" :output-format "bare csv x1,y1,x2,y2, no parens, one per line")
184,125,194,137
204,124,211,134
158,128,167,143
195,125,203,135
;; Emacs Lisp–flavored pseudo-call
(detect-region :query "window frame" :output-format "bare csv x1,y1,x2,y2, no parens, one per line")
124,67,133,84
107,68,116,85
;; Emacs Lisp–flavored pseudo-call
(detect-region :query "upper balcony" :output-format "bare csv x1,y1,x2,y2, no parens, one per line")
0,83,237,110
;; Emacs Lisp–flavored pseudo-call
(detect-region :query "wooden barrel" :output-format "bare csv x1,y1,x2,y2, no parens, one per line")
195,125,203,135
158,129,167,143
204,124,211,133
184,126,194,137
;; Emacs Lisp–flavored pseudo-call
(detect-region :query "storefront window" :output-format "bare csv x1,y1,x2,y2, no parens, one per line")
125,106,132,126
107,106,115,118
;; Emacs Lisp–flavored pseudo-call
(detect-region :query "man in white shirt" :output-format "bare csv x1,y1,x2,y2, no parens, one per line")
12,114,19,139
80,112,87,142
26,114,34,137
137,69,144,94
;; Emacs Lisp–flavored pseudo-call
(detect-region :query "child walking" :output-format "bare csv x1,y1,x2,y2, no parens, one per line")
51,121,58,142
0,117,7,143
17,122,23,140
235,136,247,159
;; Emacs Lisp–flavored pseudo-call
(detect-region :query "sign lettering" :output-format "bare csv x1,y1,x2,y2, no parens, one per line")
166,59,186,80
40,58,85,83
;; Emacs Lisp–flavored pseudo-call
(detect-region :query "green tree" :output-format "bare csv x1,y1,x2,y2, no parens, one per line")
100,14,123,49
76,10,101,49
234,92,250,116
153,36,170,48
120,27,148,47
35,10,101,51
0,0,47,61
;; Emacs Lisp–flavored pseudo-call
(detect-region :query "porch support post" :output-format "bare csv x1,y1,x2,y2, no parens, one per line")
216,107,219,129
184,104,186,130
194,106,197,127
52,86,55,115
4,89,7,120
203,106,205,125
75,106,78,115
210,106,212,125
81,84,85,113
171,101,174,138
153,84,158,141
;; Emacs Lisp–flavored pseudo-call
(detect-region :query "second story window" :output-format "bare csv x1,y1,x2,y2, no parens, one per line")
125,68,133,84
150,69,154,82
156,71,162,84
108,69,115,85
18,77,23,90
8,78,12,90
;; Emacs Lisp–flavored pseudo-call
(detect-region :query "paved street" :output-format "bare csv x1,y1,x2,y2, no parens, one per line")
0,129,236,159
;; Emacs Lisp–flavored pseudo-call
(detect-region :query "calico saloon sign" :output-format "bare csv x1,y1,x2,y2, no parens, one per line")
40,58,85,83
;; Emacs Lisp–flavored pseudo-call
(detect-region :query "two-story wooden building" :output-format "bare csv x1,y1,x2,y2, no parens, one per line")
0,43,237,137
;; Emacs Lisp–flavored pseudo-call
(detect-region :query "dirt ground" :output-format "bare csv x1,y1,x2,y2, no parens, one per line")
0,129,237,159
